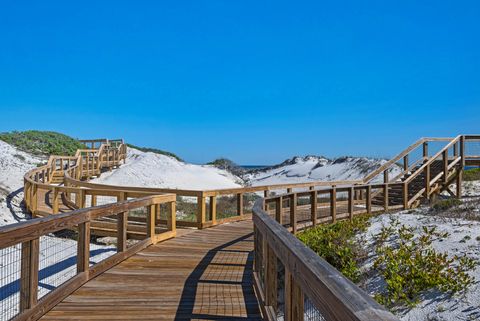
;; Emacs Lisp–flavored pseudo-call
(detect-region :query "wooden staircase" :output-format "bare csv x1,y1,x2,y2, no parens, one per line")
372,160,443,206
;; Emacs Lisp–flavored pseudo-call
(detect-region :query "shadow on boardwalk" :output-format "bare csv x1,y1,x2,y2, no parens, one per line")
174,232,262,321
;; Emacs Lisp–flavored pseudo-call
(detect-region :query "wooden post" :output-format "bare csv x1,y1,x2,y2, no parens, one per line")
403,155,409,171
290,194,297,234
32,184,38,215
285,270,304,321
253,226,261,274
91,195,97,207
209,196,217,225
147,204,156,238
197,195,206,228
275,196,283,224
20,238,39,312
366,185,372,214
263,190,268,211
383,170,388,183
443,150,448,183
79,189,86,209
237,193,244,216
330,187,337,223
310,190,317,226
86,156,90,178
348,187,354,220
77,222,90,274
423,142,429,159
460,135,465,167
264,243,277,311
168,201,176,233
117,192,127,252
52,187,59,214
383,184,389,211
24,182,30,211
155,204,161,226
403,183,409,209
456,171,462,199
425,164,431,198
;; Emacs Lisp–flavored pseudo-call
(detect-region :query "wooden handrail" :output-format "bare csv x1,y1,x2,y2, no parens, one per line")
24,135,470,230
405,135,462,184
13,134,479,321
362,137,427,183
2,194,176,321
253,199,398,321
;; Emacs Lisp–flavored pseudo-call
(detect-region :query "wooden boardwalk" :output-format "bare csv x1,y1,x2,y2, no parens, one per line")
40,220,262,320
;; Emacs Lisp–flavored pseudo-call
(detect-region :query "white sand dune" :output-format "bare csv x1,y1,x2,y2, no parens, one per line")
92,147,243,190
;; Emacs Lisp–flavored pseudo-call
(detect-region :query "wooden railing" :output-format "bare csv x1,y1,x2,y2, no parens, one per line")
23,136,478,231
14,135,479,321
249,135,480,321
0,194,176,321
252,199,398,321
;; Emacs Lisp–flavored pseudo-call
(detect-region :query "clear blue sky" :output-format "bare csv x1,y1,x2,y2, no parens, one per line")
0,1,479,164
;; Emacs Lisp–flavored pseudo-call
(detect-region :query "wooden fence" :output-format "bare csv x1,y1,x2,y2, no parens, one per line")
12,134,480,321
0,194,176,321
23,136,480,232
252,199,398,321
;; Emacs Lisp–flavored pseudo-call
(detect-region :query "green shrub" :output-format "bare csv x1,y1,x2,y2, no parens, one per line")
431,198,462,211
126,143,182,161
373,224,476,307
464,168,480,181
297,216,370,282
0,130,85,156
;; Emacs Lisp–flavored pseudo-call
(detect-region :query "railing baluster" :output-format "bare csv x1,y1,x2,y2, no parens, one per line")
310,190,317,226
237,193,244,216
168,200,176,233
425,163,431,198
117,192,127,252
348,187,354,220
197,195,206,228
275,196,282,224
366,185,372,214
209,196,217,225
330,187,337,223
290,194,297,234
403,182,409,209
285,269,304,321
384,183,389,211
443,149,448,183
264,243,277,313
77,222,90,274
52,187,59,214
20,238,39,312
147,204,156,238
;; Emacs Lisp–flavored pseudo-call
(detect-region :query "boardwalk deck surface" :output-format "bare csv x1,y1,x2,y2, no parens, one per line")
41,220,262,320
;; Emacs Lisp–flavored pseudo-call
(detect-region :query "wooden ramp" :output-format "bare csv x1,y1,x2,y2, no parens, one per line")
40,220,262,321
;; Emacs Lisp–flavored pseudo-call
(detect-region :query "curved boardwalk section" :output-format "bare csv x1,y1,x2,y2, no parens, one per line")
4,135,480,321
41,220,261,321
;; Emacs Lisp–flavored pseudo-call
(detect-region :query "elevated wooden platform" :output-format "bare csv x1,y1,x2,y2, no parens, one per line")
40,220,261,320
